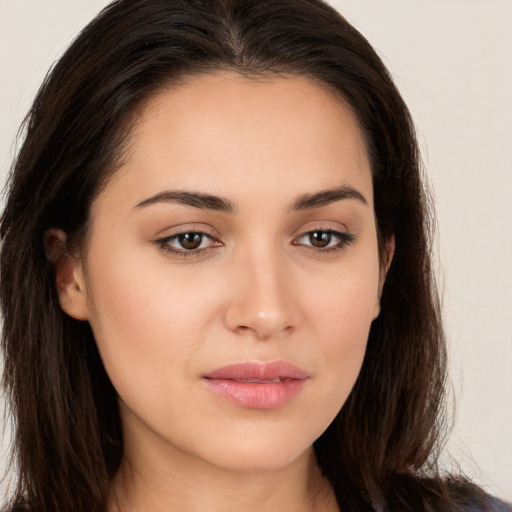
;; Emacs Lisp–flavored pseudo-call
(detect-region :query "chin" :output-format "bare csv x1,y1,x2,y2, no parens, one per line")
189,423,321,474
207,444,313,474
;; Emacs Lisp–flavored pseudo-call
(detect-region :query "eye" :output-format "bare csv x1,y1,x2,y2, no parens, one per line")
173,232,208,250
294,229,355,251
155,231,220,256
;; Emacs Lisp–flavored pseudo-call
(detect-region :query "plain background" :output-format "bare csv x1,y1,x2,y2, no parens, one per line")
1,0,511,502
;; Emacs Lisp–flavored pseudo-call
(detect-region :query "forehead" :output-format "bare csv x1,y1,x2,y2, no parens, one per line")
98,71,373,211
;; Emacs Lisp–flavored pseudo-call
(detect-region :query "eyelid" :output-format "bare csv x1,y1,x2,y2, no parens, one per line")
153,225,222,258
154,222,218,238
292,227,356,251
152,223,356,259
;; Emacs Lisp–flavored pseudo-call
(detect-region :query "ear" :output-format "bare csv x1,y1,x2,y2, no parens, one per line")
44,228,90,321
373,235,395,320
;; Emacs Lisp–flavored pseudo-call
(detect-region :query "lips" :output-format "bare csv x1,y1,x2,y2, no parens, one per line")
202,361,309,409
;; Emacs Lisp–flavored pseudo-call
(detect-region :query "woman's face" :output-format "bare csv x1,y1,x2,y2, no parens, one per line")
60,72,387,474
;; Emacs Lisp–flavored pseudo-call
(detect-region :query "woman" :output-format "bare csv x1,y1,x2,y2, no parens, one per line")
0,0,509,511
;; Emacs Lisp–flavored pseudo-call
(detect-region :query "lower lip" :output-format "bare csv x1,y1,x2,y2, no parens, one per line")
202,378,307,409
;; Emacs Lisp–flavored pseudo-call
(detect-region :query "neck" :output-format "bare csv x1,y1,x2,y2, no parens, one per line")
110,446,338,512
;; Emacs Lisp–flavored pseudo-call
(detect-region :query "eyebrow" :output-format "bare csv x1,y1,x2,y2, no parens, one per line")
135,190,236,213
134,184,367,213
289,185,368,211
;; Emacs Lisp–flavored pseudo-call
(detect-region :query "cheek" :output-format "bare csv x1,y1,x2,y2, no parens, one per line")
303,245,380,338
83,246,218,408
301,251,380,398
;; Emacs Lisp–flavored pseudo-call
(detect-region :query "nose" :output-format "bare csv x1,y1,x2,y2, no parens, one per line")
223,246,299,340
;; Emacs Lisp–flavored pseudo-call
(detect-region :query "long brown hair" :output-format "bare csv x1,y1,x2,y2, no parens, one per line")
0,1,507,511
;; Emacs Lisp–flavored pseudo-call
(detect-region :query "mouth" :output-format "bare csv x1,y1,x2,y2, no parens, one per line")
202,361,309,409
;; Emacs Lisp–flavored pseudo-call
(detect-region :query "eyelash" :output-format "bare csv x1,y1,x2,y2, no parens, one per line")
155,228,355,258
155,230,220,259
292,229,356,252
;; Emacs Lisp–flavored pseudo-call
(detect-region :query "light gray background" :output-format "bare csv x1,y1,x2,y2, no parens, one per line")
1,0,511,502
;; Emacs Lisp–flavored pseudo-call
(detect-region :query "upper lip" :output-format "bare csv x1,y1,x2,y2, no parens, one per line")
203,361,309,381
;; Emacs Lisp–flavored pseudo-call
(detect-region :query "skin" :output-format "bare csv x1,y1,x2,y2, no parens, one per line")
52,72,393,512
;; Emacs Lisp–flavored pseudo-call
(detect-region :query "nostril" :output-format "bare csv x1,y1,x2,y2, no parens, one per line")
224,294,298,339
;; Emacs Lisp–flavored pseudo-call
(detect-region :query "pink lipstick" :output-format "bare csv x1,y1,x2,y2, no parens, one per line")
202,361,308,409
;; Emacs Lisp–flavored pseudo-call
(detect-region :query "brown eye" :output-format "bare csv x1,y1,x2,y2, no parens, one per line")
156,231,218,255
294,229,356,251
309,231,332,248
177,233,203,250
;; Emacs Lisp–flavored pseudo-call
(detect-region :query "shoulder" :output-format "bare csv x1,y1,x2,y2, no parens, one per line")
436,477,512,512
383,474,512,512
439,478,512,512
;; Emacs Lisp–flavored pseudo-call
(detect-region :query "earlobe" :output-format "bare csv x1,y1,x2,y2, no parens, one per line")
44,229,90,321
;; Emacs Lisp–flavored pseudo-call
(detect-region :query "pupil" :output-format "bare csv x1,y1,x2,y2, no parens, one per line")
310,231,331,247
179,233,202,250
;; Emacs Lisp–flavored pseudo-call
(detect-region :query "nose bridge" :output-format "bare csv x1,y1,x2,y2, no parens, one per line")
224,239,296,339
